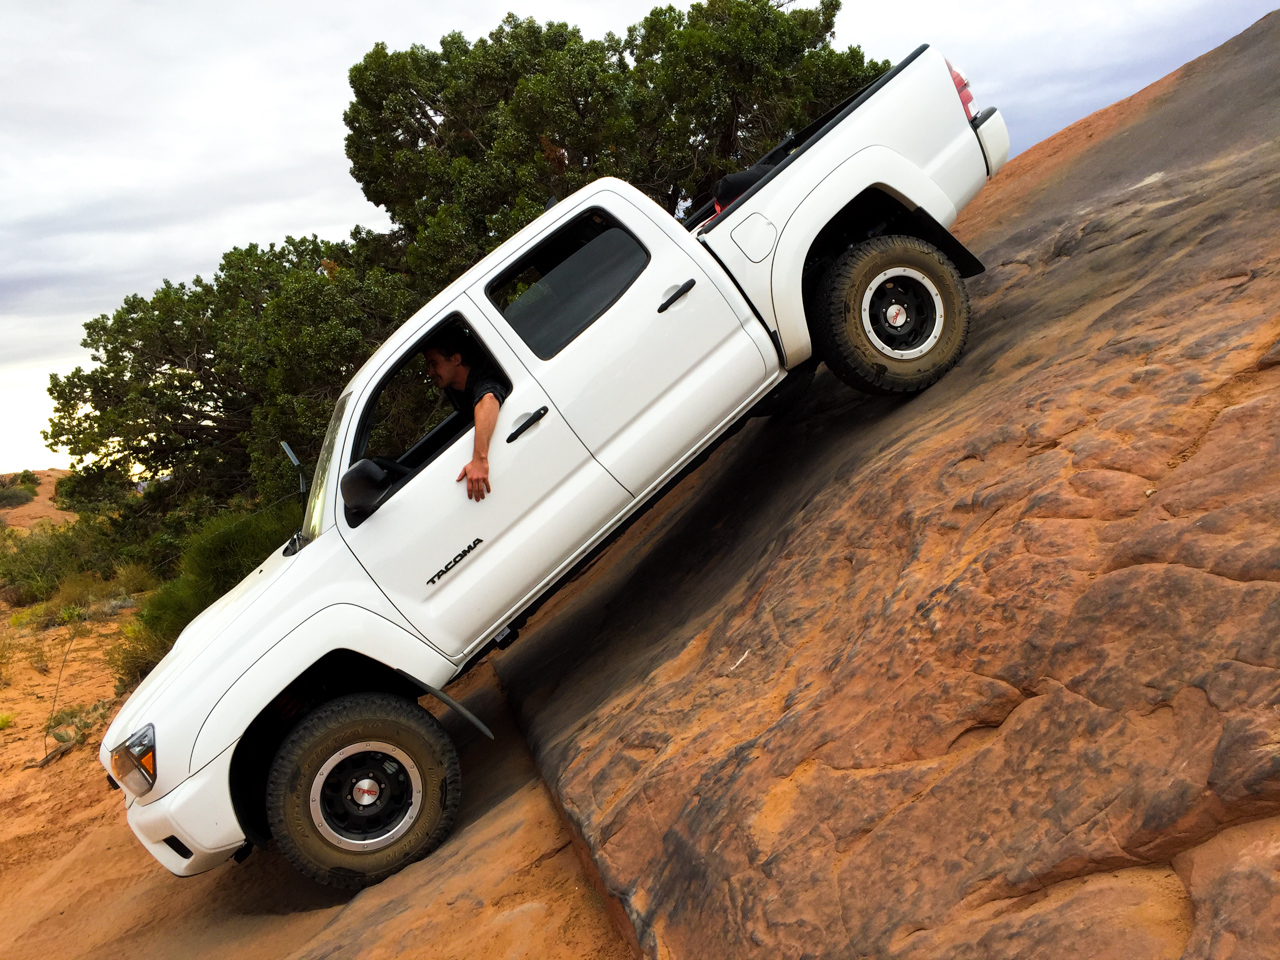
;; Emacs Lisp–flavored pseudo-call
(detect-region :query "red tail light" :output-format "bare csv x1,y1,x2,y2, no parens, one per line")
946,59,975,120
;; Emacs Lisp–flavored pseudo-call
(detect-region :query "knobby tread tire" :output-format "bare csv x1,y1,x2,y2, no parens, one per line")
266,692,461,889
813,235,970,395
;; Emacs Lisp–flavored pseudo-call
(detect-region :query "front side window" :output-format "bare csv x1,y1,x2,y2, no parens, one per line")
487,207,649,360
349,317,509,493
359,349,454,467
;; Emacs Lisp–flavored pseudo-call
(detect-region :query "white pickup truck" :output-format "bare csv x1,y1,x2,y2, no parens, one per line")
101,45,1008,887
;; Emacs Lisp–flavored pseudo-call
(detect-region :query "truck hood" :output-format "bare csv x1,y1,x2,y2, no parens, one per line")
103,542,294,761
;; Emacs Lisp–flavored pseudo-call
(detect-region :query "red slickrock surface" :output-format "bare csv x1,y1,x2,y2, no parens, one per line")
494,13,1280,958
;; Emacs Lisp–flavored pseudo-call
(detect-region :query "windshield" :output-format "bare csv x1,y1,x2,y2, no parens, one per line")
302,393,350,543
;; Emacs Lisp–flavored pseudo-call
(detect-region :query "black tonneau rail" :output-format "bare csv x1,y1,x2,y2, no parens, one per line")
684,43,930,233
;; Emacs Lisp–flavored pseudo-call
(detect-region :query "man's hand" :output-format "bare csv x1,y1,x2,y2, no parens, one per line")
459,392,500,502
457,457,491,501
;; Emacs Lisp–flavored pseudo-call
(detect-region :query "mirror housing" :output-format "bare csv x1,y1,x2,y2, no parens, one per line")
340,459,391,514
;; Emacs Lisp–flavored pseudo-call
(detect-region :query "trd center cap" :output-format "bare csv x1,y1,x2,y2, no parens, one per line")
886,303,908,328
352,778,381,806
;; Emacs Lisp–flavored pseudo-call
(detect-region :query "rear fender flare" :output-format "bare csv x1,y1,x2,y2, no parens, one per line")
770,145,960,365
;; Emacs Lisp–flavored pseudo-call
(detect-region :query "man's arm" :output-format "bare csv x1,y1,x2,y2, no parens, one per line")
457,393,500,501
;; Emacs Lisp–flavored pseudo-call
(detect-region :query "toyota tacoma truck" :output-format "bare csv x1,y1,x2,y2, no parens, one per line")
101,45,1009,887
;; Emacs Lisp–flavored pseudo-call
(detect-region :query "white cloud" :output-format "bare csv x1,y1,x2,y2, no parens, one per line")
0,0,1273,471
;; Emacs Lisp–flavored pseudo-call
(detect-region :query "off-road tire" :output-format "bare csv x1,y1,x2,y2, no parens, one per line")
813,235,970,395
266,693,461,889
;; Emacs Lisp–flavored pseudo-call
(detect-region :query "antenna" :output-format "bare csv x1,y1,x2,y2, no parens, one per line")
280,441,308,494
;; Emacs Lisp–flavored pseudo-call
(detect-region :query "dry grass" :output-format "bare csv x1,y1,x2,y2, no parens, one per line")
0,634,14,686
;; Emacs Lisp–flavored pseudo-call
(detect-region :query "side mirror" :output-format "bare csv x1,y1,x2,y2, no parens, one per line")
340,459,391,514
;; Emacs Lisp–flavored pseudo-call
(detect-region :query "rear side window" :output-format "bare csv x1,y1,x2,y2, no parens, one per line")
487,208,649,360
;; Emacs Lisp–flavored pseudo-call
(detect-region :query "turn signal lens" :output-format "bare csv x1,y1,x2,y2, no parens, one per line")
109,724,156,796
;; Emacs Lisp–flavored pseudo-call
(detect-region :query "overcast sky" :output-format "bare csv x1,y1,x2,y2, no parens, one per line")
1,0,1274,472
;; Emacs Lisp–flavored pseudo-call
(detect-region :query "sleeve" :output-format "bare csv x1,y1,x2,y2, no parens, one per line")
470,371,510,408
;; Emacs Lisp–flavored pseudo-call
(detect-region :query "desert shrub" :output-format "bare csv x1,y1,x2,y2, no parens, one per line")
49,572,108,610
106,622,174,693
25,635,48,674
0,635,13,686
0,712,14,730
0,482,235,608
45,698,116,744
0,518,110,605
8,605,44,631
0,487,34,508
8,567,154,631
110,562,157,597
0,471,38,504
108,499,303,687
173,499,303,599
57,605,88,624
8,602,66,632
132,576,211,648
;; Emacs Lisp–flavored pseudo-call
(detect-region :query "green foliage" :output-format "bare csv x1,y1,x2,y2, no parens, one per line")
111,562,158,597
108,499,304,687
0,470,38,506
345,0,887,294
45,238,424,507
0,712,14,731
0,519,105,605
0,487,34,508
0,514,161,607
45,698,116,744
106,623,172,695
627,0,881,204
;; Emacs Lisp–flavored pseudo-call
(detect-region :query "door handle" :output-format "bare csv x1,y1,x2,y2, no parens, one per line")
657,278,696,313
505,406,548,443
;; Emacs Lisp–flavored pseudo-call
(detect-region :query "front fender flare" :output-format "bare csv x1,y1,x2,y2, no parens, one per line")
189,603,456,773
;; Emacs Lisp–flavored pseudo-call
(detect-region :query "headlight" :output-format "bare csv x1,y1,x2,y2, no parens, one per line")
109,724,156,796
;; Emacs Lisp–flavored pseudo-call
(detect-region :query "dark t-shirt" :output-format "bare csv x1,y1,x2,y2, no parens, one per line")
445,363,510,417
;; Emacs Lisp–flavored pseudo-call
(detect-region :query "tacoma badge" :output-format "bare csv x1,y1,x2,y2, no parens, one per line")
428,538,484,585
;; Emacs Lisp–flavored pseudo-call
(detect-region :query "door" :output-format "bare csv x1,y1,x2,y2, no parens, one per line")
476,191,769,496
338,302,630,657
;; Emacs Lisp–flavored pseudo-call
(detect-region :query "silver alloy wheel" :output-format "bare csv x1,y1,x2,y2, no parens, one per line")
308,740,423,852
859,266,946,360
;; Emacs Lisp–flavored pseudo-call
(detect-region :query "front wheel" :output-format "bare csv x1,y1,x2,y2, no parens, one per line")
266,693,461,888
812,235,970,395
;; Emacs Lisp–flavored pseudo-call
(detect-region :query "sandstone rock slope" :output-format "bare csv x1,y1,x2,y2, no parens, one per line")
494,13,1280,959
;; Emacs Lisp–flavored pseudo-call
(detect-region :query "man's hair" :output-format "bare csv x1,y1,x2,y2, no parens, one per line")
424,325,479,367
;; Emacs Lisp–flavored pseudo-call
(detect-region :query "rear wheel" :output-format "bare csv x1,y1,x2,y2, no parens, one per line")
266,693,460,888
813,235,970,394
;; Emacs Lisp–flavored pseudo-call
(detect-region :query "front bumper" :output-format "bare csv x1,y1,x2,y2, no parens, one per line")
122,742,245,877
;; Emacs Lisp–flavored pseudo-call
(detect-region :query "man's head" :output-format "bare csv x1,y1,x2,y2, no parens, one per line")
423,327,476,391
